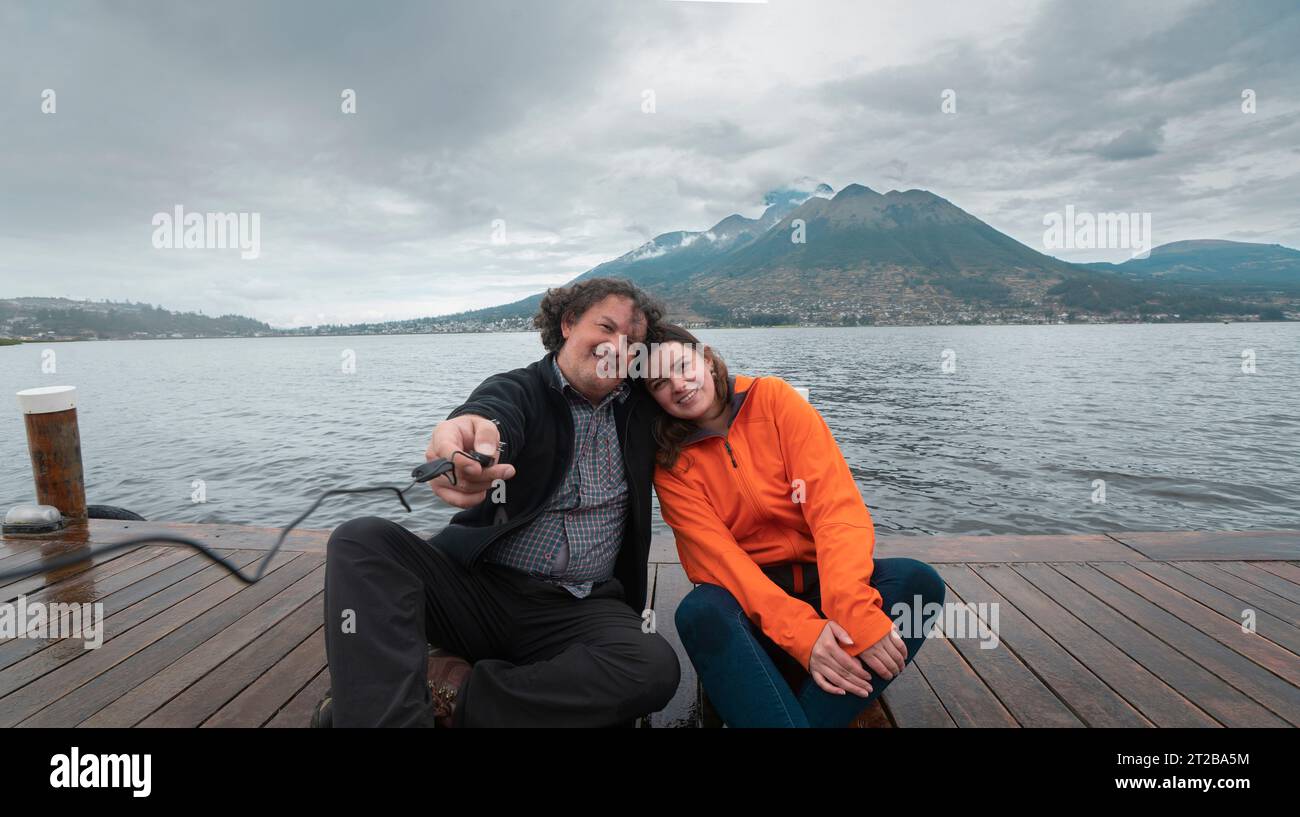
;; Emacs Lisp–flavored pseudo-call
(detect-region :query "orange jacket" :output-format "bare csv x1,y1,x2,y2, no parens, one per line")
653,374,894,671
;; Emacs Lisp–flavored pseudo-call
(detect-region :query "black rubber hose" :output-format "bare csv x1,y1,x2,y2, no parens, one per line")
0,481,418,585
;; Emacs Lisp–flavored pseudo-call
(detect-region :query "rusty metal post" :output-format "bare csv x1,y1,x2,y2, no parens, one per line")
16,386,87,525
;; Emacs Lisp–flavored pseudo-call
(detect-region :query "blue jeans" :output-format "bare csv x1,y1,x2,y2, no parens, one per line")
675,557,946,728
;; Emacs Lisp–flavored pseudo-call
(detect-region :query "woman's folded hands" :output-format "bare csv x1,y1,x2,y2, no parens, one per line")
809,619,908,697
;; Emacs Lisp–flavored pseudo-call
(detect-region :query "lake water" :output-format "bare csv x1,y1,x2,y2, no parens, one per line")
2,323,1298,538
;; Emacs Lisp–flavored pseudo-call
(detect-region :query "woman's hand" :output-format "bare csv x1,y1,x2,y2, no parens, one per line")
809,621,876,697
856,625,908,681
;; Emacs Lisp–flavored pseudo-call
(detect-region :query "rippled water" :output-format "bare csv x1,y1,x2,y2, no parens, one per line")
2,323,1298,537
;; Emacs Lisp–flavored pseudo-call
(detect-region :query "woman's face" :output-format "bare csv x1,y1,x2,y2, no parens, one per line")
647,341,717,420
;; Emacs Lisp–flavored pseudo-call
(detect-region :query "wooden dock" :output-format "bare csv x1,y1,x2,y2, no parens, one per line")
2,520,1298,727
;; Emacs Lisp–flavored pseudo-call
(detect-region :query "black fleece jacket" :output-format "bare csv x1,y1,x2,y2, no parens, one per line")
426,351,658,612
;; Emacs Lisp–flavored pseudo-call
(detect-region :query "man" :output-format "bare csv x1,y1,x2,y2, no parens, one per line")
315,277,680,727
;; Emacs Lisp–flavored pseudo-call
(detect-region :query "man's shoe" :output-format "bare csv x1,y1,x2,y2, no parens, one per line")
427,653,471,728
310,689,333,728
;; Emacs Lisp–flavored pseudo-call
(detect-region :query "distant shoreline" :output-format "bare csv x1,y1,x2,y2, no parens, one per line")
3,316,1293,344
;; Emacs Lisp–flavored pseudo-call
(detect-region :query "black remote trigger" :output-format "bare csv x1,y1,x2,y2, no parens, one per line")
411,450,496,483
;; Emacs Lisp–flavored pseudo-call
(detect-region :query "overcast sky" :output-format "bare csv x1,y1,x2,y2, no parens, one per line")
2,0,1297,327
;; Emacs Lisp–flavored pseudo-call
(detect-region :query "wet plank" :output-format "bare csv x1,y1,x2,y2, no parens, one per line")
0,542,153,600
82,519,332,553
75,557,325,728
0,550,265,689
10,551,313,727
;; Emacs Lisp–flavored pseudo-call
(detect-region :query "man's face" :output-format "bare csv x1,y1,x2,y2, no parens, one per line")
557,294,645,403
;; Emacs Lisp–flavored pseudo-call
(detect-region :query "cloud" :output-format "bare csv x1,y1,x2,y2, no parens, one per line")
0,0,1297,325
1092,119,1167,161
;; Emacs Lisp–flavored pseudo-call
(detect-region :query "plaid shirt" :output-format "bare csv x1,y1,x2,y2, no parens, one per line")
484,357,630,598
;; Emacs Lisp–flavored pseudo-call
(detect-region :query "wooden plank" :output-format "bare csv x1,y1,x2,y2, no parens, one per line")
936,564,1150,727
144,591,325,727
649,534,678,564
1063,563,1300,724
0,530,100,561
980,564,1218,727
1094,562,1300,683
266,665,331,728
84,519,333,553
76,558,326,728
645,562,657,617
0,536,103,569
0,546,223,671
1212,561,1300,604
874,533,1143,563
647,562,700,728
1106,530,1300,561
0,550,268,696
1170,561,1300,623
879,660,955,727
1251,561,1300,586
1128,561,1300,657
850,699,892,728
1,544,179,637
9,550,314,727
635,562,660,728
205,626,327,727
0,542,154,600
908,632,1018,727
1024,563,1291,727
940,578,1084,727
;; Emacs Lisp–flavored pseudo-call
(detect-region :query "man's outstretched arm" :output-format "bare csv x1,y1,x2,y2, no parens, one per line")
424,371,530,508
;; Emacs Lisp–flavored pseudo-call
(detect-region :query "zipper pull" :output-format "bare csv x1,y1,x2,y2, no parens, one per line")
723,440,738,468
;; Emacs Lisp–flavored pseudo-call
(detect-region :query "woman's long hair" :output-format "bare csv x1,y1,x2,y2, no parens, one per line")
649,323,730,472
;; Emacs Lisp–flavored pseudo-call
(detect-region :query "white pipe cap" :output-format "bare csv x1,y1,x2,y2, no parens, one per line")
16,385,77,415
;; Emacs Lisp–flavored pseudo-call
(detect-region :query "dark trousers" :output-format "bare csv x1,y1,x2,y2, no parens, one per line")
323,516,680,727
675,557,947,728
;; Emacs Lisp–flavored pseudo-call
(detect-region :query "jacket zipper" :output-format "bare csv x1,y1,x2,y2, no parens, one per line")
721,436,779,534
720,421,802,563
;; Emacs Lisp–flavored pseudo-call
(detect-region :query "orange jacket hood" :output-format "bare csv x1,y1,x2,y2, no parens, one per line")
653,374,894,671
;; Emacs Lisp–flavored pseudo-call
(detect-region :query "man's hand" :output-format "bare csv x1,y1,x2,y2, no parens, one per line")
857,625,907,682
809,620,876,697
425,414,516,508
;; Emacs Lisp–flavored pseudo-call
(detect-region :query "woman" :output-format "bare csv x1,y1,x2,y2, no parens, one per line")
646,323,946,727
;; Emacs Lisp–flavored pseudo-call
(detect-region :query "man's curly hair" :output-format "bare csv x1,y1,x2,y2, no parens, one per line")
534,277,665,352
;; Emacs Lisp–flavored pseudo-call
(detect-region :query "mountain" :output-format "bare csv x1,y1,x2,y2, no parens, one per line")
666,184,1090,322
0,297,274,340
445,183,1211,326
1083,240,1300,294
11,193,1293,341
442,184,822,323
